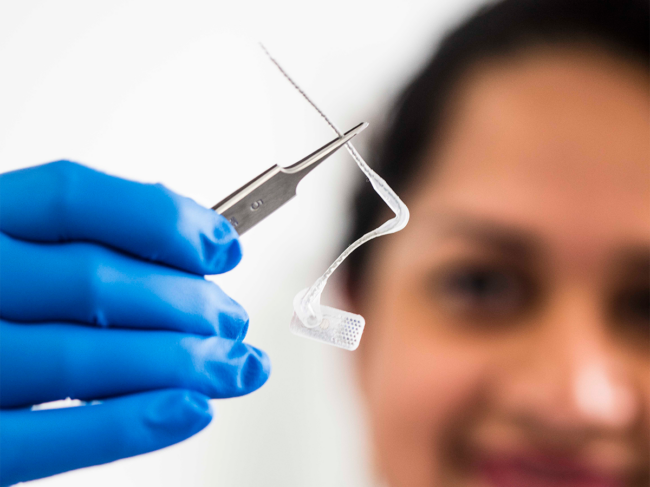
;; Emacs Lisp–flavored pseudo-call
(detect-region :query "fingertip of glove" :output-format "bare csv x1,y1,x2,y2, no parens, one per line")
183,338,271,399
146,390,212,437
182,390,212,416
167,192,242,276
241,346,271,393
200,214,242,274
217,299,249,341
181,391,213,432
235,317,250,341
226,343,271,394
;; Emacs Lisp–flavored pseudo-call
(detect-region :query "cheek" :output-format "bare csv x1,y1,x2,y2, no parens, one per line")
362,280,492,483
369,314,489,439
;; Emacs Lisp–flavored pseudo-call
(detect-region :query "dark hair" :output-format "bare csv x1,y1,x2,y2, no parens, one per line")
345,0,649,295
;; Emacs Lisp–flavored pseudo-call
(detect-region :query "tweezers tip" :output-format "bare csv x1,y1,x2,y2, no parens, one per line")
345,121,369,138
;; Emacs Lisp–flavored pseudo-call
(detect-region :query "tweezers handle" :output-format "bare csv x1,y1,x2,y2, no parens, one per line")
212,166,300,235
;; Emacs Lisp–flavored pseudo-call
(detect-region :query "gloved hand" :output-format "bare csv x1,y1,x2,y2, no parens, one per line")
0,160,271,486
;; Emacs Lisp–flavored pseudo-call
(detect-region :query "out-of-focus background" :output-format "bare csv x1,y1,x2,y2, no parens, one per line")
0,1,482,485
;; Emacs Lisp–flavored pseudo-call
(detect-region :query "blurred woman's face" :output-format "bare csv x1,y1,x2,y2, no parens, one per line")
356,46,649,487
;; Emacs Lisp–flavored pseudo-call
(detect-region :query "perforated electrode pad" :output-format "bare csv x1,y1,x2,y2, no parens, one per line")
262,46,410,350
289,290,365,351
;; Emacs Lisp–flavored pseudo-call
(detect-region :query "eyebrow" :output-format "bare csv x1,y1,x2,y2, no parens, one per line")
427,213,540,261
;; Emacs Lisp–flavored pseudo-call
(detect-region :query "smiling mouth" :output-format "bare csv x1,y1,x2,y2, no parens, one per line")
476,455,625,487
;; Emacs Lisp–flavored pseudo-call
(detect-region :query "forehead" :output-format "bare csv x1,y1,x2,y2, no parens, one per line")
416,46,650,249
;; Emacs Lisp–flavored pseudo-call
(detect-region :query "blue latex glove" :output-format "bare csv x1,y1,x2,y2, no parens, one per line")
0,161,271,486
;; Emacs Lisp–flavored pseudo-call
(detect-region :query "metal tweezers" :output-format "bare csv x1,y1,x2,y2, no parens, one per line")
212,122,368,235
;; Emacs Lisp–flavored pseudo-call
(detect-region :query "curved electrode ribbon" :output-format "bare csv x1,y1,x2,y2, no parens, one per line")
261,45,409,348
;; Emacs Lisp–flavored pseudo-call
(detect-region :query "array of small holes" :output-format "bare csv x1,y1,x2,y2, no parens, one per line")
290,307,364,350
334,317,363,347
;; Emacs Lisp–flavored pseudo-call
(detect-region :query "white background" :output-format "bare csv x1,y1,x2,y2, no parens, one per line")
0,1,482,485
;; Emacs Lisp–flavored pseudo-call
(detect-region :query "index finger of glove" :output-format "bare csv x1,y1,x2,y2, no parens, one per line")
0,161,241,275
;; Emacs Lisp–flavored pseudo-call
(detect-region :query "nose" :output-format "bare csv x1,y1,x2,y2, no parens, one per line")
496,286,640,434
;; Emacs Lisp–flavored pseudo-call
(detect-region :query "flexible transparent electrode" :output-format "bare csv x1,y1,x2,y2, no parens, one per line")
262,45,410,348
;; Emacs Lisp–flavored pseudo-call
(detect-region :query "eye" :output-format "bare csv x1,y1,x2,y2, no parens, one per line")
611,285,649,339
430,263,535,322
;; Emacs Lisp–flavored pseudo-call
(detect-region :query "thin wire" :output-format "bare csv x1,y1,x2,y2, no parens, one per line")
259,44,401,206
259,44,343,137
